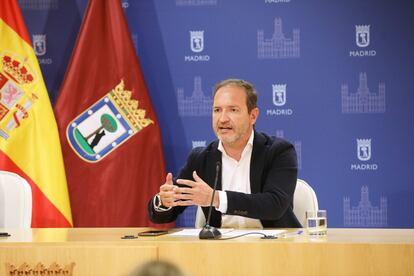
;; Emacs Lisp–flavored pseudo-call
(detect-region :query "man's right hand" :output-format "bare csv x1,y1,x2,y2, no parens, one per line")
159,173,176,208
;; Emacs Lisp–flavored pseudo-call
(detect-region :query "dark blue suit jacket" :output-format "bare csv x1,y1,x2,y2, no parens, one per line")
148,131,301,228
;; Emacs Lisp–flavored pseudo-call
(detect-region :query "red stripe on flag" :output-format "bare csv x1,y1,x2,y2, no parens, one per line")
0,1,31,45
0,150,71,227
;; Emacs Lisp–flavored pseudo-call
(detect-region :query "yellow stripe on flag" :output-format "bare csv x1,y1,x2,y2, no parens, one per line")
0,19,72,226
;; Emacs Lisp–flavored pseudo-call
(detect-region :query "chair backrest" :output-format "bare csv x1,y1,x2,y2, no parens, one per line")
293,179,318,227
194,178,318,228
0,171,32,228
195,206,205,228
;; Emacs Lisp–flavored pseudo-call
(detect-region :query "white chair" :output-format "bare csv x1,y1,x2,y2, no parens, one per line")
194,178,318,228
293,179,318,227
195,206,205,228
0,171,32,228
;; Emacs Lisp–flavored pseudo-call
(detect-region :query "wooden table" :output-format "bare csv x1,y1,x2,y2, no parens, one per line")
1,228,413,275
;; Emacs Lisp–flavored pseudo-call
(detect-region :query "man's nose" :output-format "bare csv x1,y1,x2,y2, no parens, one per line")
218,111,230,122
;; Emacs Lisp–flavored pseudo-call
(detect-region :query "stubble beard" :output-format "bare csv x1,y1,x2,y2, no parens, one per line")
214,124,249,147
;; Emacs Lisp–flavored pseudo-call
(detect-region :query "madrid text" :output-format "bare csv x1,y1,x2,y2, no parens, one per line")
351,163,378,170
38,58,53,64
184,55,210,62
349,50,376,57
266,108,293,116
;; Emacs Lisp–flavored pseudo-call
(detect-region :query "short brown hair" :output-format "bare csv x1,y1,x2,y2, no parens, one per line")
213,79,257,113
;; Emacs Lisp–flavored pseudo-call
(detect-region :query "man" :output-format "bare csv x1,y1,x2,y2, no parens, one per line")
148,79,301,228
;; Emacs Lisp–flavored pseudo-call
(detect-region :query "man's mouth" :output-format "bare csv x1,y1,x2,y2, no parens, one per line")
218,126,232,130
218,126,232,133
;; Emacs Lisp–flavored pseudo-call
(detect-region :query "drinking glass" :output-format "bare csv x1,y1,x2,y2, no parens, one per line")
306,210,327,236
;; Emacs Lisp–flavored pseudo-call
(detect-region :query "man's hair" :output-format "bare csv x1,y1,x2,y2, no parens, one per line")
213,79,258,113
129,260,186,276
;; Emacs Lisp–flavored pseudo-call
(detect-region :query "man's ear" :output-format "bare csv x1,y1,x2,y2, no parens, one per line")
250,107,259,124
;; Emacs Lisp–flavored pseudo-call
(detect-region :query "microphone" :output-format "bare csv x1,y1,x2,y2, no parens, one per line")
199,161,222,239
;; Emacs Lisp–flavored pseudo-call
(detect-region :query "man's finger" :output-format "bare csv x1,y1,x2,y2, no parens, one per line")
160,191,175,198
192,171,204,183
160,184,174,192
175,187,194,194
164,199,177,206
176,179,196,187
165,172,173,185
175,200,194,206
174,193,193,201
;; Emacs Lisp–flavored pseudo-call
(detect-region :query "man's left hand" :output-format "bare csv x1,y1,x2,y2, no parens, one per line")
174,171,219,207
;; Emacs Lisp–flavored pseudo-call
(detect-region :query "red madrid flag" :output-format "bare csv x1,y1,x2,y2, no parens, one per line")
55,0,170,227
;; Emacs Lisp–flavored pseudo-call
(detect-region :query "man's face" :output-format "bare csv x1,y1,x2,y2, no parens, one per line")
212,85,258,148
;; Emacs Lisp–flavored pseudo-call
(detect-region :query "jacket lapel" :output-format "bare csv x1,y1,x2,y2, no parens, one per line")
204,140,222,190
202,141,223,227
250,131,266,194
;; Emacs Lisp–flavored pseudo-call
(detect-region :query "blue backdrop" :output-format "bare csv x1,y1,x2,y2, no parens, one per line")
19,0,414,228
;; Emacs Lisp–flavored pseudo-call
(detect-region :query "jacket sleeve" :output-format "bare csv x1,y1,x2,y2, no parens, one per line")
225,140,298,221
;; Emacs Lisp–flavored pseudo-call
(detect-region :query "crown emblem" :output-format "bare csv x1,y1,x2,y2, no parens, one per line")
1,54,35,84
272,84,286,91
190,31,204,37
356,25,370,32
108,80,153,131
357,138,371,147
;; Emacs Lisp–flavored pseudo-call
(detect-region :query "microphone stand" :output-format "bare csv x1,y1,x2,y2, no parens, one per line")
199,162,222,239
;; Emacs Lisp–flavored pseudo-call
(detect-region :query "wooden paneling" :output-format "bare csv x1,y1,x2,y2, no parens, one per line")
1,228,413,275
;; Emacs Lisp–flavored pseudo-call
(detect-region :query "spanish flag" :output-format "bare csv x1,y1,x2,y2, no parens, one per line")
0,1,72,227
